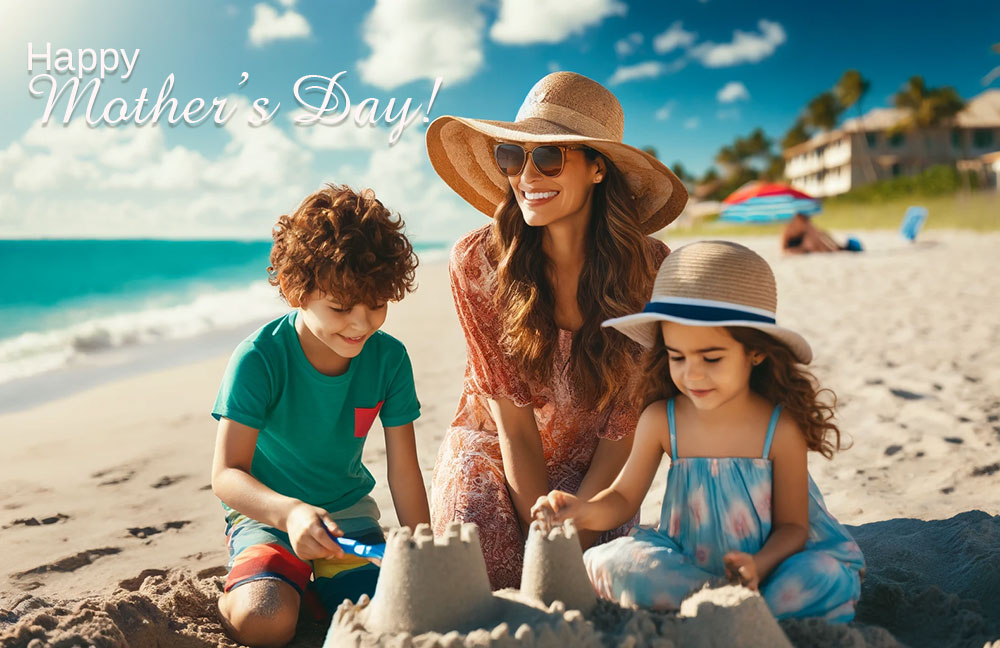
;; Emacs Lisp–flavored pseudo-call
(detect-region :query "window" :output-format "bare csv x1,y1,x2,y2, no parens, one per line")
891,163,902,177
889,132,905,147
973,129,995,149
952,129,962,150
866,133,877,148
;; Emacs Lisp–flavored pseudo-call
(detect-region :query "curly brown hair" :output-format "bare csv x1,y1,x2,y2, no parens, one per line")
490,151,658,412
268,184,418,307
639,326,844,458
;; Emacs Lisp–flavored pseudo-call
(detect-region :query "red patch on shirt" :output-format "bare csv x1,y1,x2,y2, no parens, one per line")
354,401,384,438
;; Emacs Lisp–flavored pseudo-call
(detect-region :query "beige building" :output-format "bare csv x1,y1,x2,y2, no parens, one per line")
783,89,1000,197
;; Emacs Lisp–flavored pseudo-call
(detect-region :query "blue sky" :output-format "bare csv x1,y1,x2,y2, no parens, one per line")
1,0,997,241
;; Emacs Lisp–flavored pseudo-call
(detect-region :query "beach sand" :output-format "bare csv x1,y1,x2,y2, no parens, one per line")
1,230,999,647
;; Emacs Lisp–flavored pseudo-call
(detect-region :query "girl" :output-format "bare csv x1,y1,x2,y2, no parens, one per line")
531,240,864,622
423,71,687,588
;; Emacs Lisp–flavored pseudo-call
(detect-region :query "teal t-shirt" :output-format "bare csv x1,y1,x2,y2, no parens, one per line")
212,311,420,512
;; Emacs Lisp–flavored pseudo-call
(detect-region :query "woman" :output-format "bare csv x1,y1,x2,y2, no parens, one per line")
781,212,862,254
424,72,688,588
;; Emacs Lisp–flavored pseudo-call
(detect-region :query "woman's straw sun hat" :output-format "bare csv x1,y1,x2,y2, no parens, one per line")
602,241,813,364
425,71,688,234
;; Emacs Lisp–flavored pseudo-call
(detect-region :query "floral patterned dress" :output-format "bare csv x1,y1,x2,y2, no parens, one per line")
583,398,865,622
431,225,669,589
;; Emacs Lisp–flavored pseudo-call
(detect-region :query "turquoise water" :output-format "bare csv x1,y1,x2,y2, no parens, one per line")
0,239,447,384
1,240,275,339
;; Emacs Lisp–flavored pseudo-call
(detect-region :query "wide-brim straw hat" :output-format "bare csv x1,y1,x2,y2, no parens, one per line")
602,241,813,363
425,71,688,234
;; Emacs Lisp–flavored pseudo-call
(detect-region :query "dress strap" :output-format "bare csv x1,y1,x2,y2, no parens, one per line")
667,398,678,459
762,403,783,459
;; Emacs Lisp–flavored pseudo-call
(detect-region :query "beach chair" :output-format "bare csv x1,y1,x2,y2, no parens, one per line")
900,206,927,242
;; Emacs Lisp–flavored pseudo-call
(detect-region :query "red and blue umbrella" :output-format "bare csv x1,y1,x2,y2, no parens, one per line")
719,181,821,223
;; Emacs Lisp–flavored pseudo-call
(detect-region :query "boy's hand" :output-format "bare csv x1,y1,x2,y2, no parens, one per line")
530,490,583,530
284,502,347,560
723,551,760,590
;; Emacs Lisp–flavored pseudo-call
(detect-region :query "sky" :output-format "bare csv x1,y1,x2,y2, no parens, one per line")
1,0,997,241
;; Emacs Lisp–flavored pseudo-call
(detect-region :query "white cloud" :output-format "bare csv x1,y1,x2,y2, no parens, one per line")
690,19,786,67
357,0,484,90
684,117,700,130
608,58,686,85
491,0,626,45
717,81,750,103
288,109,389,150
716,108,741,121
655,100,676,121
330,132,481,243
609,61,664,85
653,21,696,54
0,97,318,238
615,32,643,57
248,3,311,47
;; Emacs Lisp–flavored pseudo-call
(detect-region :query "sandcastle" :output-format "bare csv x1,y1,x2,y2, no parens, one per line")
323,519,794,647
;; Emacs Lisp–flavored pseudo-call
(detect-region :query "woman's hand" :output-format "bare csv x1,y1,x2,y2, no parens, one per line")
284,502,347,561
723,551,760,590
530,490,586,529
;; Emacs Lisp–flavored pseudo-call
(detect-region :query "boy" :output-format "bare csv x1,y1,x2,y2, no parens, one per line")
211,184,430,647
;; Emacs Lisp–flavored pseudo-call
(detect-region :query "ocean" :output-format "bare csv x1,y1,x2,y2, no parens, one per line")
0,239,448,398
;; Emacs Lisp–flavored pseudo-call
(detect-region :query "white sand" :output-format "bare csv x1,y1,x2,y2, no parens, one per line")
1,230,999,647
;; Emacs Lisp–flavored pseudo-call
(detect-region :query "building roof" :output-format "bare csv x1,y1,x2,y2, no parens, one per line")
955,89,1000,128
783,89,1000,158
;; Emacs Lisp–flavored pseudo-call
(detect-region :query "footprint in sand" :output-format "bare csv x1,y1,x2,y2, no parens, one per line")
92,467,135,486
889,388,925,401
971,463,999,477
16,547,122,579
5,513,70,529
884,444,903,457
127,520,191,539
151,475,187,489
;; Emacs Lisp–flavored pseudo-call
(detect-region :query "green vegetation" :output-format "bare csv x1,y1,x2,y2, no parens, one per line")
829,165,982,202
665,191,1000,238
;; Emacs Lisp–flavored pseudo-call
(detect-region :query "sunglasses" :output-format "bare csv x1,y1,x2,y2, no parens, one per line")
493,143,586,178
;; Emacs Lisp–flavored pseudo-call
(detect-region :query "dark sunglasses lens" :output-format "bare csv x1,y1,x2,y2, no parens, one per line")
495,145,526,176
532,146,564,176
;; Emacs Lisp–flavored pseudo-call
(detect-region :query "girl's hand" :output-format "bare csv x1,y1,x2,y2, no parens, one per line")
723,551,760,590
284,502,347,560
530,490,583,529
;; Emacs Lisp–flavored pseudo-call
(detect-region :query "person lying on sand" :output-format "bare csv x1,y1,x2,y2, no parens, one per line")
782,212,862,254
210,184,430,647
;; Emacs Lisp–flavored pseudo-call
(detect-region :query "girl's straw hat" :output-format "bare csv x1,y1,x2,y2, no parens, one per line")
602,241,813,363
425,71,688,234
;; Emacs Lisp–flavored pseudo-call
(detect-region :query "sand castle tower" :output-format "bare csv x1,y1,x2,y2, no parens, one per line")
677,585,793,648
362,522,497,635
520,519,597,614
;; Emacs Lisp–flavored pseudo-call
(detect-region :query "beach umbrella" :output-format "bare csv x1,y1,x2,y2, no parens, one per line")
719,181,821,223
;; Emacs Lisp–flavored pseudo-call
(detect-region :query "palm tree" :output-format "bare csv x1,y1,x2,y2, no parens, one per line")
835,69,877,183
804,92,842,132
984,43,1000,86
891,76,965,173
782,119,810,151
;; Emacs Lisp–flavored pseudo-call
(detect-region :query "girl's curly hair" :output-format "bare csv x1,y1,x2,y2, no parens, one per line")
639,326,844,458
268,184,417,307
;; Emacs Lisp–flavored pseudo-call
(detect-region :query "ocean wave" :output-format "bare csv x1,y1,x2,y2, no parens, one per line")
0,282,286,385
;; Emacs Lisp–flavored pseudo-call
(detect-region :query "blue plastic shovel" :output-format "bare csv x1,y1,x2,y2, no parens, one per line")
324,526,386,563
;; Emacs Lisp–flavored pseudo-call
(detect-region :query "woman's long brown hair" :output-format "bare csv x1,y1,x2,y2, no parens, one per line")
489,151,657,412
639,326,843,458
